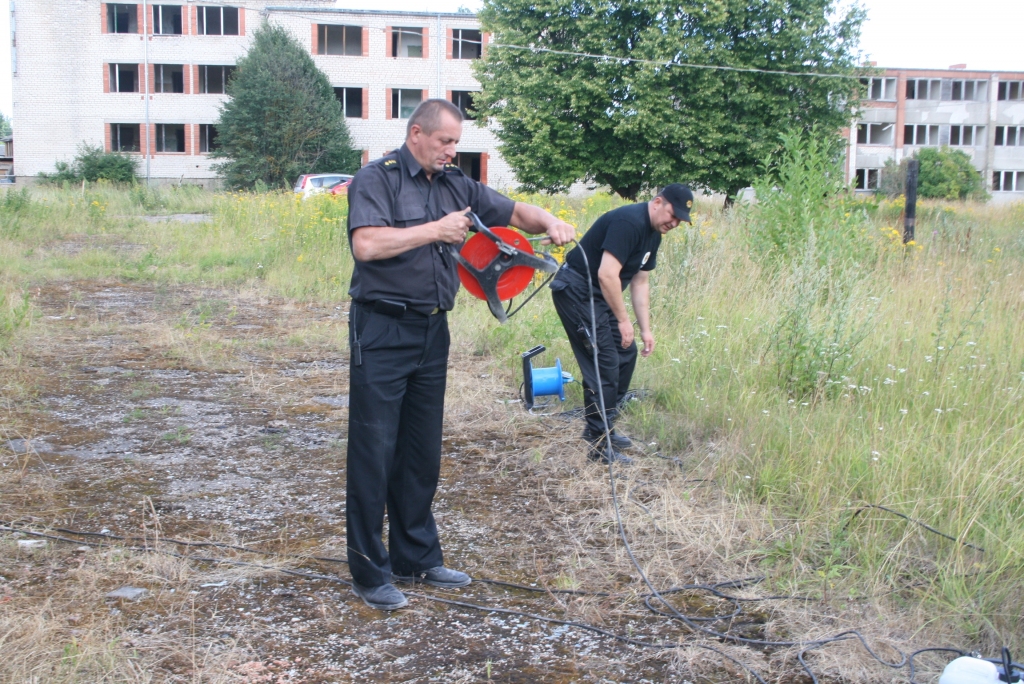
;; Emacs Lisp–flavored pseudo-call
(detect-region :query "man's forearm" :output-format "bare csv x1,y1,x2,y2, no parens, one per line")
509,202,555,235
351,224,441,261
599,271,630,323
630,279,651,334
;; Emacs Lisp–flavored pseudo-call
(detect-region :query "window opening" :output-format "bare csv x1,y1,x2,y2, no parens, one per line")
153,64,184,93
452,29,481,59
197,6,239,35
904,124,939,146
155,124,186,152
906,79,941,100
992,171,1024,192
199,124,218,153
317,25,362,55
334,87,363,118
199,65,234,94
453,152,481,181
856,123,894,145
111,123,140,152
947,79,988,101
451,90,477,120
110,64,139,92
995,126,1022,146
949,125,984,146
861,77,897,101
107,4,138,33
854,168,880,191
392,89,423,118
997,81,1023,101
392,27,423,58
152,5,182,34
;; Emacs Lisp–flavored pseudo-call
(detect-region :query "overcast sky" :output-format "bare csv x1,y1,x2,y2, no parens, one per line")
1,0,1022,125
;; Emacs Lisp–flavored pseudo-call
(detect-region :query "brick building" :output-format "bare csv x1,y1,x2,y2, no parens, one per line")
850,67,1024,202
10,0,513,187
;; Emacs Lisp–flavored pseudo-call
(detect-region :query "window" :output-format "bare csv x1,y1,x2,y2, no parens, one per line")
199,124,218,153
904,124,939,146
107,4,138,33
861,77,897,101
454,152,481,181
153,64,184,93
197,6,239,35
110,123,140,152
992,171,1024,192
452,28,481,59
949,125,984,146
997,81,1023,101
152,5,182,35
109,64,138,92
854,168,879,191
451,90,477,120
391,89,423,119
995,126,1023,146
155,124,186,152
317,25,361,55
198,65,234,94
392,27,423,58
906,79,941,100
334,87,363,118
856,123,894,145
948,80,988,102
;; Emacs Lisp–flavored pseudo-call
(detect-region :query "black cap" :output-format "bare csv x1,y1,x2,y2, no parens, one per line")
659,184,694,224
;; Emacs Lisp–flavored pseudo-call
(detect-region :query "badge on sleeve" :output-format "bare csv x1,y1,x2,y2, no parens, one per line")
641,251,651,266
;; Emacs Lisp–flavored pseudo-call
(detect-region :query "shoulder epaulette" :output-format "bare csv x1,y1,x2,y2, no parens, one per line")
443,162,464,175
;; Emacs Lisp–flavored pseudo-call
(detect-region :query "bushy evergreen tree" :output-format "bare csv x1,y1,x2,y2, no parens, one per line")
213,23,360,190
0,112,11,137
475,0,865,200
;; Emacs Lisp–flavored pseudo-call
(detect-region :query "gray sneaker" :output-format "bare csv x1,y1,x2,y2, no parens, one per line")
393,566,472,588
351,582,408,610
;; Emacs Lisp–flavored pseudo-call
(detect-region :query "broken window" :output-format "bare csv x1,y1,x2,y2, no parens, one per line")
392,89,423,118
860,77,897,101
992,171,1024,192
854,168,879,191
453,152,481,181
199,124,218,153
451,29,481,59
109,64,139,92
949,125,984,146
317,25,361,55
904,124,939,146
451,90,477,120
153,64,184,93
856,123,894,146
906,79,941,100
110,123,140,152
155,124,186,152
197,6,239,35
997,81,1023,101
995,126,1022,146
152,5,182,35
333,87,363,118
947,79,988,101
198,65,234,94
392,27,423,58
107,4,138,33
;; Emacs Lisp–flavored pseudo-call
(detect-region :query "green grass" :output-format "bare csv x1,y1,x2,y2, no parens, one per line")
2,183,1024,653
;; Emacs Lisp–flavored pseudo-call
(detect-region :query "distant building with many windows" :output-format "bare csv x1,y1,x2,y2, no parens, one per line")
849,67,1024,202
11,1,513,186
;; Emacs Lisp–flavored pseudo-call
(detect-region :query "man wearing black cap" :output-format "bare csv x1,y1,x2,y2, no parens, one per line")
550,184,693,463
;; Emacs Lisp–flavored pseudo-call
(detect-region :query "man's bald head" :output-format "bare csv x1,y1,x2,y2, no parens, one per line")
406,99,464,138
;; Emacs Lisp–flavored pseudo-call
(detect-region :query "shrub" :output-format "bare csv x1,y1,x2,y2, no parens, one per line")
39,144,138,184
916,147,987,201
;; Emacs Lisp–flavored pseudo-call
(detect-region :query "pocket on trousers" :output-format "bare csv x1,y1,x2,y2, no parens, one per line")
356,312,394,351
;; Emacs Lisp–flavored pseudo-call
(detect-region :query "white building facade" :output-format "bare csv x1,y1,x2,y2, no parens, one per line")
10,0,515,187
849,68,1024,203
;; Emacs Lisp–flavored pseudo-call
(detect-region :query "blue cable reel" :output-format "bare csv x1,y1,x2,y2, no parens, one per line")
521,345,573,410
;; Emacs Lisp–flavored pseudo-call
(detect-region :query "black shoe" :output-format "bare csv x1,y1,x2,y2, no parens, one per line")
583,429,633,450
587,443,633,465
351,582,408,610
393,566,472,588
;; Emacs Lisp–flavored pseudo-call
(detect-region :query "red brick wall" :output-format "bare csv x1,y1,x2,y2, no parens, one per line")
385,26,392,57
385,88,392,119
148,123,156,156
104,123,112,152
102,63,110,93
137,4,144,34
362,150,369,166
482,32,490,58
238,8,245,36
100,4,107,33
190,5,198,35
183,124,192,155
193,65,200,94
480,153,489,185
446,89,452,103
421,27,428,59
362,27,369,56
182,65,190,94
446,28,452,59
362,88,369,119
311,24,318,54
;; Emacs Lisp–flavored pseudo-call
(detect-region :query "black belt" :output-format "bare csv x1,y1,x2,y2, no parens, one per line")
355,300,442,319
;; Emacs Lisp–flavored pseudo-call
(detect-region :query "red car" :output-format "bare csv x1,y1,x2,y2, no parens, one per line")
329,178,353,196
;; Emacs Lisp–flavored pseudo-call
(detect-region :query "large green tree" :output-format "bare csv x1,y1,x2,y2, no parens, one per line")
475,0,865,199
213,23,360,190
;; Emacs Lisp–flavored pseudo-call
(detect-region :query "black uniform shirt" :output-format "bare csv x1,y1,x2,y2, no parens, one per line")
565,202,661,293
347,145,516,314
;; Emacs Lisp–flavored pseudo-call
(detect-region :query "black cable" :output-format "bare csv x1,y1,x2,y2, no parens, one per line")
504,271,557,320
845,504,985,553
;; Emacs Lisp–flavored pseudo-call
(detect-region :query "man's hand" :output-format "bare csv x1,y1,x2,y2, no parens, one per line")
434,207,473,244
545,220,575,246
618,319,635,349
640,331,655,357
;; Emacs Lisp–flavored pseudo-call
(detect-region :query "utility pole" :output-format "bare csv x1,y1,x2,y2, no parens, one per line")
903,158,918,244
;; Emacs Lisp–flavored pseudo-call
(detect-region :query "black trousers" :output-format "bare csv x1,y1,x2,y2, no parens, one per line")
346,303,448,588
550,267,638,437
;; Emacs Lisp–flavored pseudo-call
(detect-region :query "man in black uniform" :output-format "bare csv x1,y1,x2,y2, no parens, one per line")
345,99,574,611
550,185,693,463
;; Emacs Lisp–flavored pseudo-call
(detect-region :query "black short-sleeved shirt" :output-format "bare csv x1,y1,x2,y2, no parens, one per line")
564,202,661,292
347,145,516,314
